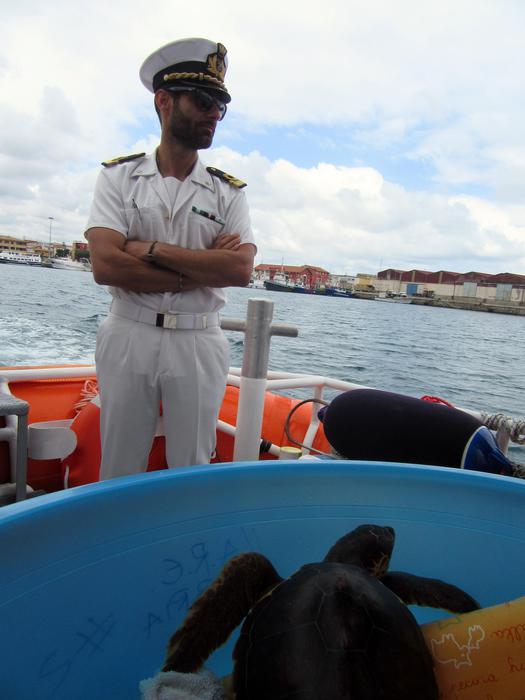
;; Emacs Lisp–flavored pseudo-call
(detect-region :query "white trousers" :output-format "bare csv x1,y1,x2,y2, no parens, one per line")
95,313,230,480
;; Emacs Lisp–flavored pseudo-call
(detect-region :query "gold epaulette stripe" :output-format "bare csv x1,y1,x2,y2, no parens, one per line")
101,152,145,167
206,166,247,189
163,72,225,87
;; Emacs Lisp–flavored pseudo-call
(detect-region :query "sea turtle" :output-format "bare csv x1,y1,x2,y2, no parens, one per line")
162,524,479,699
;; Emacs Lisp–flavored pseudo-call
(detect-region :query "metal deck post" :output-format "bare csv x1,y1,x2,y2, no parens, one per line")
0,392,30,501
222,298,298,461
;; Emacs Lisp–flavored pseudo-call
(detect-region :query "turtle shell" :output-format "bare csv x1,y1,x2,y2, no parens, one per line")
233,561,438,700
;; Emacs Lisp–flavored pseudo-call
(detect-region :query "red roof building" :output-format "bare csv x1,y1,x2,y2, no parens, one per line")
254,264,330,289
378,268,525,287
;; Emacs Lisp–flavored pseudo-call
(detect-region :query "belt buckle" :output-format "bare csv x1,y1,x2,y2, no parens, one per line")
164,314,178,330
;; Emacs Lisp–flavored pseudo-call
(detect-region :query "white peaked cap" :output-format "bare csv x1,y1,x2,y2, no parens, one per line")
139,37,231,103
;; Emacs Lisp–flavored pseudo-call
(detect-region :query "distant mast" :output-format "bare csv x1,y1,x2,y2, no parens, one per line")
48,217,54,260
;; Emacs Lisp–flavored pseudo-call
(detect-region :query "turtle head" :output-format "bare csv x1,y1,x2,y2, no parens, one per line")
323,524,395,578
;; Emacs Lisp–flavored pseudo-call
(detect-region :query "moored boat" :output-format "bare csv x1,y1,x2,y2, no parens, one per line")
264,274,318,294
292,283,315,293
50,257,91,271
324,287,354,297
0,250,42,266
264,276,295,292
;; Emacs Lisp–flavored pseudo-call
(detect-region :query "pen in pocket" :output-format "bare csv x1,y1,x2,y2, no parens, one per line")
132,198,142,221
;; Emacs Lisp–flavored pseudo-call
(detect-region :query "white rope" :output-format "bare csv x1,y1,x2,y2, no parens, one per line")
480,412,525,444
73,379,99,415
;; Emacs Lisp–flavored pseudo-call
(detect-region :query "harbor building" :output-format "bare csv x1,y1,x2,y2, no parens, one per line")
0,235,41,255
0,235,90,261
254,264,330,289
376,269,525,304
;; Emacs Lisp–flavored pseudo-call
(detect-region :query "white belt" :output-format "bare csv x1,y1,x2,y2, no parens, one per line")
110,299,220,330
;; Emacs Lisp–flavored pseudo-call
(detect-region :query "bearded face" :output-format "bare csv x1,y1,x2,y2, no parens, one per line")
167,94,217,150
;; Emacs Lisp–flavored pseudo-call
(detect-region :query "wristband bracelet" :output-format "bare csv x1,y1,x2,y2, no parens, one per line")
146,240,158,263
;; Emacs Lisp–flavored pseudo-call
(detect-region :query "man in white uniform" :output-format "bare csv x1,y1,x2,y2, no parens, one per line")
86,38,256,480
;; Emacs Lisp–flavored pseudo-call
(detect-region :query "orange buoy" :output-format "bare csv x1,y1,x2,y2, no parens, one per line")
215,385,330,462
3,369,330,491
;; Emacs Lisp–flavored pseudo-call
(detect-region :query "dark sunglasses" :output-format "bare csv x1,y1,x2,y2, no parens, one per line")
169,87,228,120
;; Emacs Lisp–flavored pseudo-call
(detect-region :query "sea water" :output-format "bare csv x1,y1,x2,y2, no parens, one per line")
1,264,524,459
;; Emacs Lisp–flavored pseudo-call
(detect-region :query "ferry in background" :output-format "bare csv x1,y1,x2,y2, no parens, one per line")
0,250,42,266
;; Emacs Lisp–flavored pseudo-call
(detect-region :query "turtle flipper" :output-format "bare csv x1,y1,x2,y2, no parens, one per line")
382,571,480,613
163,552,282,673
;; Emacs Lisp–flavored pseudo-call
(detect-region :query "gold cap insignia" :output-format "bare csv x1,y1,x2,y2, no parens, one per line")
206,43,227,83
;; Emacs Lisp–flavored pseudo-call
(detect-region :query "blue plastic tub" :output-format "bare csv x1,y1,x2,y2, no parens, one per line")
1,460,525,699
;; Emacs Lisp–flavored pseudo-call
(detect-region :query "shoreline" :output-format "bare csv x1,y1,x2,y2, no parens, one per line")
410,297,525,316
350,291,525,316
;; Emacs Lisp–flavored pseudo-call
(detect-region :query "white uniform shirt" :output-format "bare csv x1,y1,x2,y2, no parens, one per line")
85,152,255,313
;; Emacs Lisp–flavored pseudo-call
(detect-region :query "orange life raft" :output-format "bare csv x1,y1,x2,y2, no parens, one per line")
3,373,330,491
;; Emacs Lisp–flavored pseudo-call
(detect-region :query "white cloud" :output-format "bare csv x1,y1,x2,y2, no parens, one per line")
0,0,523,274
207,147,525,274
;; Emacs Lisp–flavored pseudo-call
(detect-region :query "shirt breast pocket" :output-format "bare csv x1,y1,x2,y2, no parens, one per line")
185,208,224,249
124,206,167,241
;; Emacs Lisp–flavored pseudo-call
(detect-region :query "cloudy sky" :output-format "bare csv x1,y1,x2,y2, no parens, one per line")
1,0,524,275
